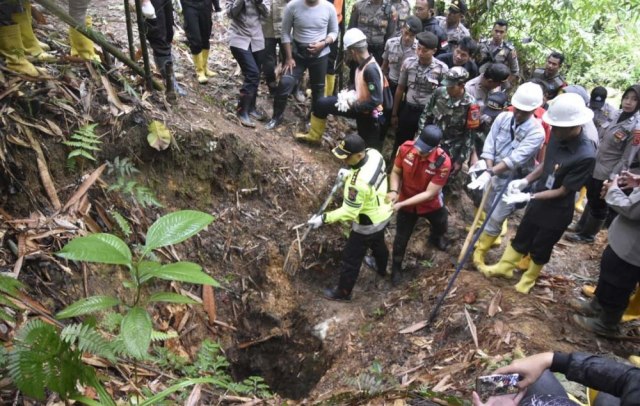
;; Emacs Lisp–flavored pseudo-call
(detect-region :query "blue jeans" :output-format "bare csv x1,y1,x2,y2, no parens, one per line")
230,46,264,96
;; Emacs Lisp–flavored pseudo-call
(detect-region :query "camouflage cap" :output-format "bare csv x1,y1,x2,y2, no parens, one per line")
441,66,469,86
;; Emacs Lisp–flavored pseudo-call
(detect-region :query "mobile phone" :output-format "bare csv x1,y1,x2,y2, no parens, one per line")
475,373,521,400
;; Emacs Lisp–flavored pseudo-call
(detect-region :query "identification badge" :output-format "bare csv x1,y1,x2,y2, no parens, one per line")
545,174,555,189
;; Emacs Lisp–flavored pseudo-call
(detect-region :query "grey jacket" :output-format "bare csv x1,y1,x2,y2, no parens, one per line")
594,110,640,180
606,184,640,267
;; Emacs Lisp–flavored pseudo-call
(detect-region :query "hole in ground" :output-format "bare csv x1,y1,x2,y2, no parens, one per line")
227,311,332,399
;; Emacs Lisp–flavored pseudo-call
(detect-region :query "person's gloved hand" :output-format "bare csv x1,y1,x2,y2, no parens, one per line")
467,171,492,190
507,178,529,195
214,11,224,20
141,1,157,19
335,90,357,112
468,160,487,174
307,214,324,229
337,168,350,179
502,192,531,205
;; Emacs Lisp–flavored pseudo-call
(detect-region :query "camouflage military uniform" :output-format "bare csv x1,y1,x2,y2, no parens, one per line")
418,86,479,165
391,0,410,36
477,40,519,76
382,36,417,85
530,68,566,98
436,16,470,46
348,0,397,62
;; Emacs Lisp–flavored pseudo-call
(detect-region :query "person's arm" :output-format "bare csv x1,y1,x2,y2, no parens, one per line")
417,89,437,137
611,127,640,176
605,175,640,220
394,182,443,210
500,126,545,173
325,5,339,42
530,157,594,201
255,0,270,18
387,164,403,203
352,64,383,112
323,178,366,223
228,0,245,18
384,4,397,42
508,47,519,76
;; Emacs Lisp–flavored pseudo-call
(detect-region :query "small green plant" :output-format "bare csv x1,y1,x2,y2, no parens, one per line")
63,124,101,168
110,210,132,238
106,157,162,207
371,307,385,319
345,360,394,395
0,274,23,323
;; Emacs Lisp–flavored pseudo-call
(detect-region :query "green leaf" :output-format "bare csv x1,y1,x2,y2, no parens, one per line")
148,292,198,304
57,296,121,319
146,262,220,286
121,307,152,359
143,210,214,253
147,120,172,151
139,377,229,406
138,260,162,284
57,233,132,266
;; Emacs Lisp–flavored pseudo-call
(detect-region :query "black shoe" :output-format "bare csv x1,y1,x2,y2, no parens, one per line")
568,297,602,317
572,314,621,337
391,263,402,286
364,255,386,277
250,108,267,121
429,236,449,251
265,116,283,130
323,287,352,302
565,232,595,243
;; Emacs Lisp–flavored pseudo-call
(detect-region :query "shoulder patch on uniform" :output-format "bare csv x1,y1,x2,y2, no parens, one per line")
369,83,375,91
633,129,640,145
348,187,359,201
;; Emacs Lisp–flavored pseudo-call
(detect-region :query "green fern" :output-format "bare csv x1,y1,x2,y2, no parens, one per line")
150,330,178,342
99,312,124,333
110,210,132,238
0,274,23,322
63,124,101,163
106,157,161,208
61,323,117,362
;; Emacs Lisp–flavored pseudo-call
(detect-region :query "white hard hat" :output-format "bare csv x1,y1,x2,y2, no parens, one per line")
511,82,543,111
343,28,367,49
543,93,594,127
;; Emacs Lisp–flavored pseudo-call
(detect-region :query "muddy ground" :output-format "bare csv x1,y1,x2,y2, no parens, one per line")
0,1,638,404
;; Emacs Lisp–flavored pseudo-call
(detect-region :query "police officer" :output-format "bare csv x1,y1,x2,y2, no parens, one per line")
477,19,519,80
467,82,545,271
382,15,421,96
348,0,397,66
391,31,448,157
530,52,567,100
391,0,411,37
388,125,452,284
307,134,392,301
295,28,385,150
465,63,510,109
418,66,480,177
589,86,615,135
482,93,596,294
412,0,447,54
437,0,470,49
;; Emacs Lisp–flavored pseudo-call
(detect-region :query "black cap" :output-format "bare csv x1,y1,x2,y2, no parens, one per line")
449,0,467,14
404,16,422,35
332,134,366,159
414,125,442,154
416,31,438,49
590,86,607,109
482,92,508,117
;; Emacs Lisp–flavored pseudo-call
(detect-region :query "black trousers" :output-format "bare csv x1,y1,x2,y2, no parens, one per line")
146,0,174,58
511,212,564,265
230,46,264,96
392,103,423,157
392,207,447,265
274,53,327,114
314,96,382,151
0,0,21,24
326,40,339,76
337,227,388,293
181,0,213,54
595,245,640,315
585,176,608,220
263,37,284,85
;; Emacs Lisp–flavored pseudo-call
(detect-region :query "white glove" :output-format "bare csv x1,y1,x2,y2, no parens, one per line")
335,90,357,112
468,160,487,174
508,178,529,195
337,168,350,179
172,0,183,13
467,171,492,190
141,1,157,19
502,192,532,205
307,214,324,229
214,11,224,21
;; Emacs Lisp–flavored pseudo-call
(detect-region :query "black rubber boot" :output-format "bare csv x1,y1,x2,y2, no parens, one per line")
266,97,287,130
391,261,402,287
572,307,624,338
237,92,256,128
567,203,589,233
568,296,603,317
429,235,449,251
566,213,604,244
163,61,177,103
323,287,352,302
249,92,267,121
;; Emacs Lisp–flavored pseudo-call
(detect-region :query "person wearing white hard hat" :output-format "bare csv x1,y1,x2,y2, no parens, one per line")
295,28,387,151
467,82,546,272
480,93,596,294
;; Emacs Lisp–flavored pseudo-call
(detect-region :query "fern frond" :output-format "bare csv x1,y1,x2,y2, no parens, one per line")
99,312,124,333
150,330,178,342
110,211,132,238
61,323,116,362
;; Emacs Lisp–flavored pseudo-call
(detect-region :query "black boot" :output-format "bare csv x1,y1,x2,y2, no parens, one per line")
566,213,604,244
364,255,386,277
266,97,287,130
567,205,589,233
391,261,402,286
237,92,256,128
568,296,603,317
572,307,624,337
163,61,177,103
429,235,449,251
249,92,267,121
323,286,352,301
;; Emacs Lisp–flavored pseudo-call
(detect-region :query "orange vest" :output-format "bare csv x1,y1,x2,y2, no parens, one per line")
333,0,343,24
355,57,385,114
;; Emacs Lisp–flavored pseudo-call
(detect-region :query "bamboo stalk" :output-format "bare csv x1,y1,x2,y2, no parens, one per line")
124,0,136,61
133,0,153,90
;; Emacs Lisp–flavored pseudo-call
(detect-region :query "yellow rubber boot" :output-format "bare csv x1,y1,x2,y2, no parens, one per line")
516,255,530,271
0,24,41,77
472,232,497,270
467,209,486,232
193,52,208,84
515,260,543,293
587,387,598,406
575,186,587,213
629,355,640,367
201,49,216,77
325,74,336,97
69,17,101,62
622,289,640,322
480,244,523,279
12,3,54,62
294,114,326,143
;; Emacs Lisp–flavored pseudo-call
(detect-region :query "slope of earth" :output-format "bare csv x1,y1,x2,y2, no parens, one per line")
0,1,638,404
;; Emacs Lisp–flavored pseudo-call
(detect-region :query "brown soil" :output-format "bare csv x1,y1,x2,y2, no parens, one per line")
0,1,638,404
